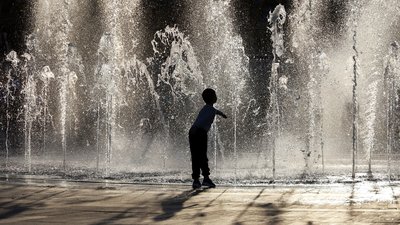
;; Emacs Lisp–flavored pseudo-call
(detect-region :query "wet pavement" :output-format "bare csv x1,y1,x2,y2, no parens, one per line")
0,178,399,224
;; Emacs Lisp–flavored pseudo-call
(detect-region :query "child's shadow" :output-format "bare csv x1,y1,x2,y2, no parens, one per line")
153,188,209,221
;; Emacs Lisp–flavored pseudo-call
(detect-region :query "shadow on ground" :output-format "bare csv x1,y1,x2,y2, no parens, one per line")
153,188,208,221
233,189,294,225
0,186,64,220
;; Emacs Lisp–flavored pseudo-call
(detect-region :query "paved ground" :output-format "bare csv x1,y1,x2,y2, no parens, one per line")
0,178,400,224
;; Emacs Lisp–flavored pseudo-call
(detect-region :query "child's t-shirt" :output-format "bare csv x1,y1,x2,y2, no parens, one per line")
192,105,220,132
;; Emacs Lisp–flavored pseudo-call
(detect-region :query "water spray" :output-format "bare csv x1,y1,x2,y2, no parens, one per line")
268,4,286,180
5,51,20,168
351,0,361,179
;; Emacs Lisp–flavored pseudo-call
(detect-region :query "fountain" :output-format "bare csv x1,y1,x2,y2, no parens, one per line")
38,66,54,155
350,0,361,178
384,42,400,180
268,4,286,180
21,52,37,172
1,0,400,183
4,51,20,168
289,0,328,176
351,0,400,177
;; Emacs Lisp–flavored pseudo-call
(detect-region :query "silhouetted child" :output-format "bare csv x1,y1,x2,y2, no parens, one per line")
189,88,227,189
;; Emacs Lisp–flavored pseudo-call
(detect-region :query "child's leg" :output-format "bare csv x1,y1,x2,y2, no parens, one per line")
200,154,210,178
198,130,210,178
189,128,201,180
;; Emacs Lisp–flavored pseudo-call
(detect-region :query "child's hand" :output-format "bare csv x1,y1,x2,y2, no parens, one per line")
216,110,228,119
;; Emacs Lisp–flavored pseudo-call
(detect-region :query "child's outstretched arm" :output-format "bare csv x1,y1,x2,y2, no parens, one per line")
216,109,228,119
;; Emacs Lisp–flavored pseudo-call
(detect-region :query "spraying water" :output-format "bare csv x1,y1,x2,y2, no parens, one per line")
95,0,125,176
384,42,400,179
291,1,328,175
38,66,54,154
21,53,36,172
150,25,204,169
197,0,250,183
268,4,286,180
350,0,361,179
4,51,20,168
307,50,329,174
123,55,165,163
95,33,122,176
36,0,76,171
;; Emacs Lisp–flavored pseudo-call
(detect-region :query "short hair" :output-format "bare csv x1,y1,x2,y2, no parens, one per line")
202,88,217,104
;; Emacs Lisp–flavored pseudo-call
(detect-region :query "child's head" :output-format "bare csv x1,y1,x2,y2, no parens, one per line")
202,88,217,105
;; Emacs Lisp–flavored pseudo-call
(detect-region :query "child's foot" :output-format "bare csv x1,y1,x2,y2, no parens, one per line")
192,179,201,189
202,177,216,188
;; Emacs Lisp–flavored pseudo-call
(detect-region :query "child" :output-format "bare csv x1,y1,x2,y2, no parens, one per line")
189,88,227,189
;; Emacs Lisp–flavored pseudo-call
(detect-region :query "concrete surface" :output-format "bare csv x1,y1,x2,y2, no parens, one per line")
0,179,400,224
